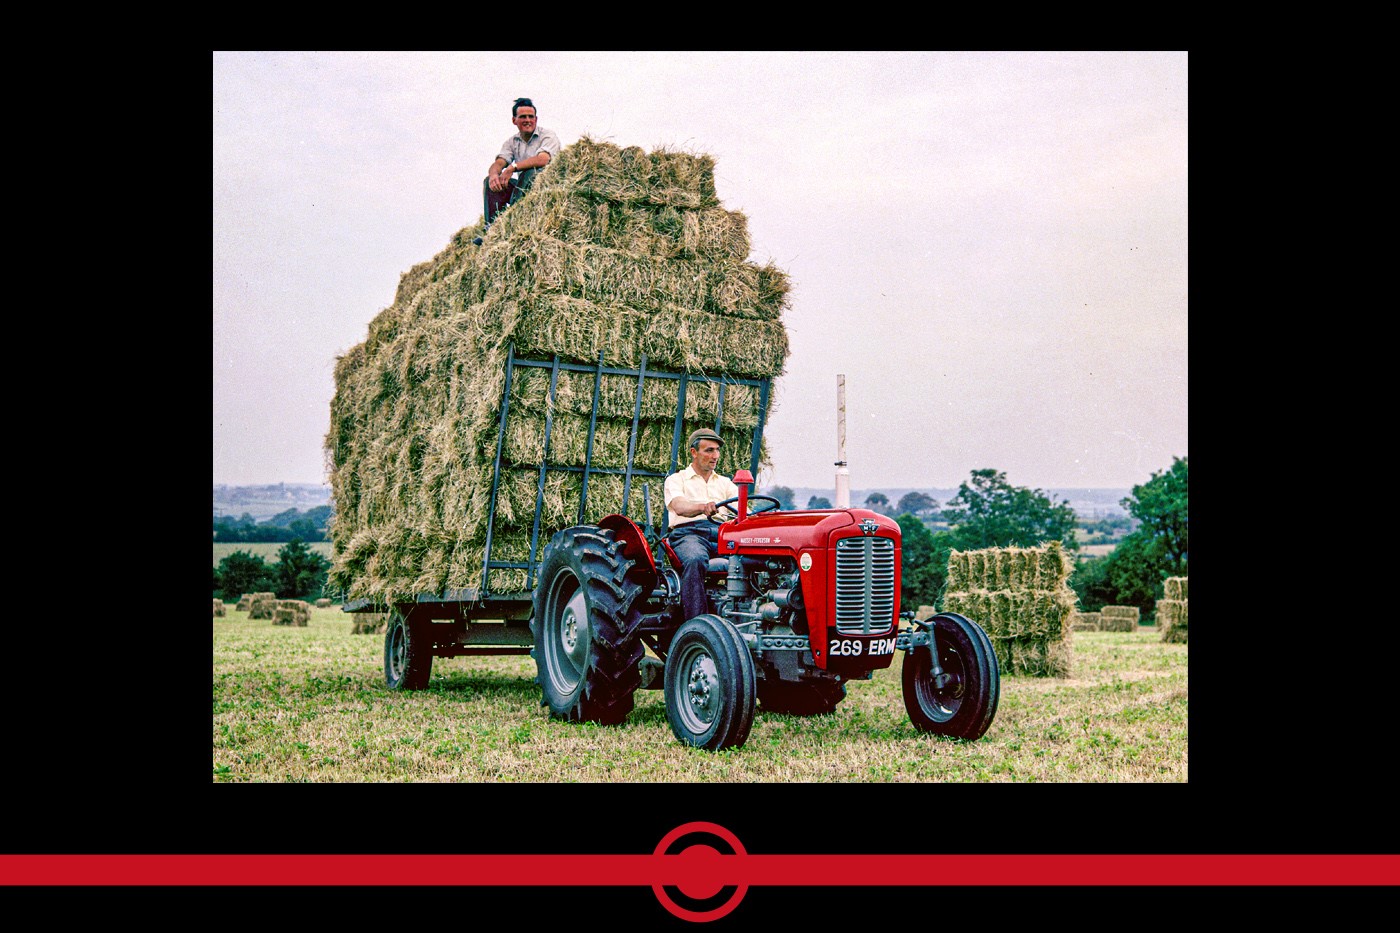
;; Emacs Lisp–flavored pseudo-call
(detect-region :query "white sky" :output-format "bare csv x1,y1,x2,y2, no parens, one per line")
213,51,1187,493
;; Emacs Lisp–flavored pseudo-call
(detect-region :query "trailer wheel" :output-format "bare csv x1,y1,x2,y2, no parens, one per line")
757,679,847,716
531,526,646,725
384,609,432,691
901,612,999,740
664,614,756,750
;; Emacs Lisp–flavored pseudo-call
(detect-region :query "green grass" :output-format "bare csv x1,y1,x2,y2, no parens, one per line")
213,607,1186,782
213,541,334,567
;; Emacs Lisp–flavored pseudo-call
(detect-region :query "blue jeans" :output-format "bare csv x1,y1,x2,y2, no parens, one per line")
668,521,719,622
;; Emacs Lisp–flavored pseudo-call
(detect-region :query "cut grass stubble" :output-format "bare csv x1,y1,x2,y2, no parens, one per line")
212,606,1187,783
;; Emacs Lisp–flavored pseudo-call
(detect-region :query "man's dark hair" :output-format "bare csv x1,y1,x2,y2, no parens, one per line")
512,97,536,118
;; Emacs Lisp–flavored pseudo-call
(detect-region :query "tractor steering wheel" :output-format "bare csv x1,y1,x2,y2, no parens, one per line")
708,495,782,523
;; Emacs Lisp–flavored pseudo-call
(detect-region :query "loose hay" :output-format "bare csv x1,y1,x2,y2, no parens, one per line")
326,138,791,607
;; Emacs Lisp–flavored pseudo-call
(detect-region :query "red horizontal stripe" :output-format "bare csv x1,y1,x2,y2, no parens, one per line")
0,854,1396,887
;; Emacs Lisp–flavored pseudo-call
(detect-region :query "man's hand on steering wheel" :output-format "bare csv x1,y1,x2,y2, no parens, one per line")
707,495,782,522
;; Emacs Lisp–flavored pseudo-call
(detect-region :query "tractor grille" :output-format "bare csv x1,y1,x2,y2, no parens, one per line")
834,536,895,634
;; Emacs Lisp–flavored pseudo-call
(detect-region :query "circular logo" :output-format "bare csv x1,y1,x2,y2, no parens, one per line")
652,822,748,921
799,553,812,572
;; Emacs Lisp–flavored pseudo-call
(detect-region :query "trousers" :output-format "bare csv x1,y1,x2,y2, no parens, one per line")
668,520,719,622
481,168,538,226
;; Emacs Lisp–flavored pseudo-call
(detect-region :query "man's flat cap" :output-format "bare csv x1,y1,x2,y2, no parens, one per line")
688,428,723,448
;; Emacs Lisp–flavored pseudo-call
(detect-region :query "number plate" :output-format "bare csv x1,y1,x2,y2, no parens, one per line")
827,636,898,659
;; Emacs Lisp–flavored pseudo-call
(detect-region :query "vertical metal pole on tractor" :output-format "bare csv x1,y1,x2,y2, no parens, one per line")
834,373,850,508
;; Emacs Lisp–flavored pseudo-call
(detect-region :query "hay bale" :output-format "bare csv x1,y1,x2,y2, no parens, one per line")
272,600,311,627
325,137,792,607
314,598,333,609
213,598,227,618
1069,610,1100,632
942,543,1076,677
1100,605,1140,632
351,612,389,635
914,605,937,622
235,592,268,612
1164,576,1188,601
248,593,279,620
1158,598,1188,643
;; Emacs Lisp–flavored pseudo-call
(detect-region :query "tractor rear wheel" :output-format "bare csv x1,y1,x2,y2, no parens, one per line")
757,679,847,716
901,611,999,740
664,614,756,750
384,608,432,691
531,525,646,725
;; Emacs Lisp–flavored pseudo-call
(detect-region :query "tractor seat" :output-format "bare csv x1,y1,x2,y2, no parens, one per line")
659,537,730,575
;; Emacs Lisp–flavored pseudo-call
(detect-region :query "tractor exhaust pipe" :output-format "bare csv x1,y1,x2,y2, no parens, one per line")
835,373,850,508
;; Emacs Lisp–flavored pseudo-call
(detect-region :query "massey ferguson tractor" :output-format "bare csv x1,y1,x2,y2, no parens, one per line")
356,346,1000,751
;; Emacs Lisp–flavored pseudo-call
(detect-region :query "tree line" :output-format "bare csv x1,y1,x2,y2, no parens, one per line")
213,505,331,543
214,459,1187,618
765,458,1188,621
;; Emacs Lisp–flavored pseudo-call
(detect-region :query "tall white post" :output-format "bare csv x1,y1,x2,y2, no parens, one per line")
835,373,850,508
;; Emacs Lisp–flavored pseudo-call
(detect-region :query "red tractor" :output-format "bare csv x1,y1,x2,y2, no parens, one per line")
530,468,1000,750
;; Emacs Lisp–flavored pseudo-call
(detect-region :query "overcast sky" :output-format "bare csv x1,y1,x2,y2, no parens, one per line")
213,51,1186,494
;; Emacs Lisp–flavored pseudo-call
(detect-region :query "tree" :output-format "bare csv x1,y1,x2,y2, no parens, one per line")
896,515,945,612
217,550,276,600
1073,457,1187,618
864,492,889,513
275,539,331,600
764,485,796,510
941,469,1078,552
897,490,937,516
807,495,832,509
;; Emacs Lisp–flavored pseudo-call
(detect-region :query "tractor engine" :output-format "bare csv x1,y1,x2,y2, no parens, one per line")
710,506,903,682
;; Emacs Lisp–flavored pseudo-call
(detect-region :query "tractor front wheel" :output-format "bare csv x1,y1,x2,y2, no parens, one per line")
664,614,756,750
901,611,999,740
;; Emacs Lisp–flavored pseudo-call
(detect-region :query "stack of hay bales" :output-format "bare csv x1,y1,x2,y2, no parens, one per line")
941,542,1075,677
236,592,271,613
248,593,279,620
1157,576,1188,643
1069,610,1100,631
212,598,227,618
914,605,937,622
272,600,311,627
314,598,333,609
1100,605,1140,632
351,612,389,635
325,137,791,607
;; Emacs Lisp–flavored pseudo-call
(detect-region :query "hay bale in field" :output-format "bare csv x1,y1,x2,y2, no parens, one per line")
314,598,333,609
324,137,792,607
248,593,279,620
942,541,1076,677
213,598,227,618
351,612,389,635
1100,605,1140,632
1069,611,1100,632
236,591,271,613
1158,598,1188,643
272,599,311,627
915,605,937,622
1164,576,1188,601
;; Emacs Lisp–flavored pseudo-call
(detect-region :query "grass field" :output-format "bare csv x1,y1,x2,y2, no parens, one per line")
213,605,1186,783
213,541,334,567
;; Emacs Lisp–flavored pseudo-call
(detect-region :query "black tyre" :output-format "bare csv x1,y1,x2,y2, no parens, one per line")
664,614,756,750
530,525,646,725
757,678,847,716
901,611,999,740
384,609,432,691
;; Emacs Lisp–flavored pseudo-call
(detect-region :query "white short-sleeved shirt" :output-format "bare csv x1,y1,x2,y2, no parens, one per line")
664,465,739,528
497,127,562,166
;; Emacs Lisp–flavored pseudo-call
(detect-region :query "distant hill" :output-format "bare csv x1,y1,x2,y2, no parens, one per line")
213,483,331,521
213,482,1129,522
